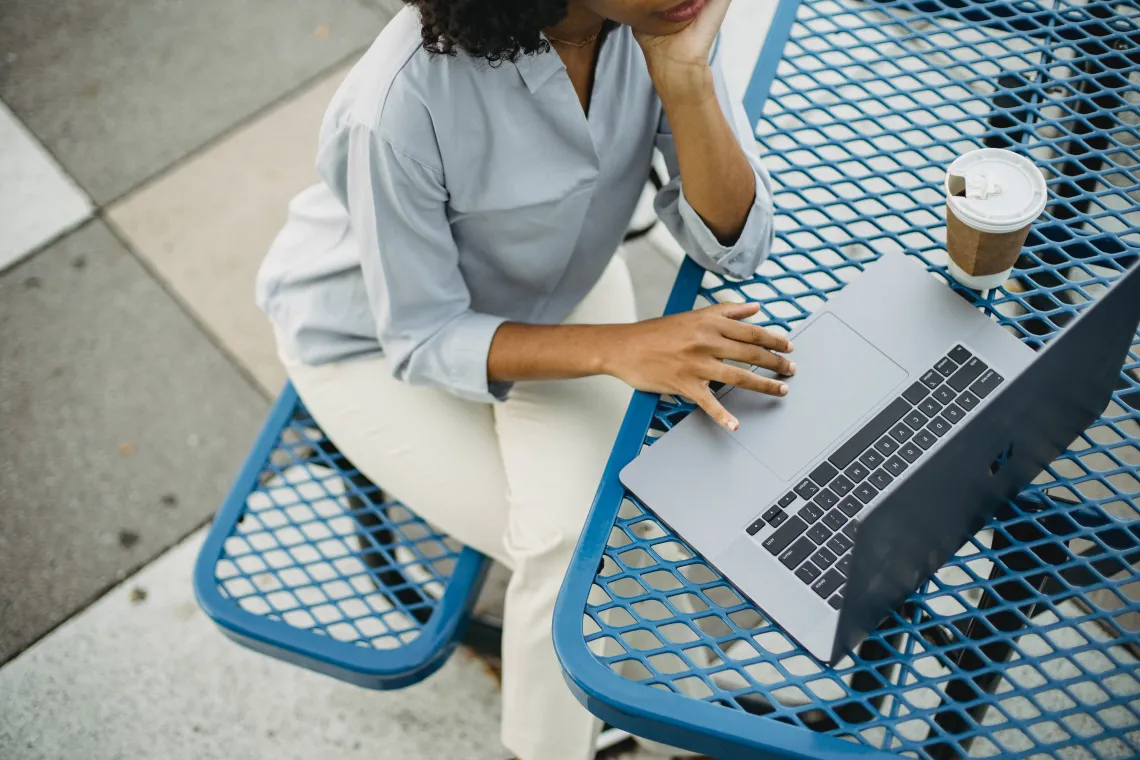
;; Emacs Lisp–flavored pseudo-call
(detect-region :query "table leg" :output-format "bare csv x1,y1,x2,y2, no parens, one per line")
316,437,436,626
783,618,912,734
1048,6,1140,227
925,513,1068,758
1021,5,1140,311
317,435,506,653
842,618,912,723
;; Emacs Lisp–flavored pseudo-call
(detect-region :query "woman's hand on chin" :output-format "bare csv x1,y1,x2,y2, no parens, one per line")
634,0,730,103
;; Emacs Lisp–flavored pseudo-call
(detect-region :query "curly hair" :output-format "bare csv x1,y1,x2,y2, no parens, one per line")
405,0,569,65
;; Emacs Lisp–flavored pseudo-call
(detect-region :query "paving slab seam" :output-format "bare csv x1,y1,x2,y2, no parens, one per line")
0,216,90,278
355,0,394,17
2,204,290,662
0,514,218,669
5,44,370,375
97,211,275,400
0,103,94,275
94,46,373,212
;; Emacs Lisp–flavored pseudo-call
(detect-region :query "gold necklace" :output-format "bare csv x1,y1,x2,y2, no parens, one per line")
544,24,604,48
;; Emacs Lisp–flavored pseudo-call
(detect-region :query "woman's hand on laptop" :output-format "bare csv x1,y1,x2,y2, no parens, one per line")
599,302,795,432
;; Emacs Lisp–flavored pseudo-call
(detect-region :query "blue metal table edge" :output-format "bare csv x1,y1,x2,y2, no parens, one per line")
560,0,1140,752
551,1,895,752
192,382,491,689
553,258,901,759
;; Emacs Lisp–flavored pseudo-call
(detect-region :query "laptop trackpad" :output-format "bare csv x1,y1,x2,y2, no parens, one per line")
723,313,906,481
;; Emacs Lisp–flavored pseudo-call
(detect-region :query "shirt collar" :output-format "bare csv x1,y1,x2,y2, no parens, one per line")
513,35,566,93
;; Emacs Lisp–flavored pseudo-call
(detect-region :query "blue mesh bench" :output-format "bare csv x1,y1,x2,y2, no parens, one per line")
554,0,1140,758
193,382,491,690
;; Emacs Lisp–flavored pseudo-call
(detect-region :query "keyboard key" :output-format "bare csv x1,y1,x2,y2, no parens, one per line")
809,462,838,487
890,422,914,444
957,391,980,412
837,496,862,517
800,501,824,524
816,488,839,509
747,518,766,535
914,429,937,450
935,356,957,377
949,345,972,364
763,505,782,522
920,370,942,389
870,468,894,490
763,515,808,554
860,448,884,469
948,356,987,392
794,478,820,500
829,532,854,555
812,547,838,570
795,563,821,584
812,570,845,599
902,382,928,404
830,474,854,496
918,396,943,417
884,455,908,477
823,510,847,531
899,441,922,463
828,592,844,610
778,492,798,508
928,416,951,437
807,523,832,545
853,481,878,504
842,522,859,541
845,462,870,483
943,403,965,424
769,510,788,527
836,555,851,576
971,369,1004,398
779,537,816,570
827,397,911,469
874,436,899,457
933,385,956,405
905,409,928,430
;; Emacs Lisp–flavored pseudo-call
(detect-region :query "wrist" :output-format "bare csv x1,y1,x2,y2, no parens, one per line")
590,324,630,377
649,61,714,109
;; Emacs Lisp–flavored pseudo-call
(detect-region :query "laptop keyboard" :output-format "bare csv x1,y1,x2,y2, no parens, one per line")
745,343,1004,611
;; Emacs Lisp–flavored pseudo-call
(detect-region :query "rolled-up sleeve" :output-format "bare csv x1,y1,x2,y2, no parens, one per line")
337,122,510,403
653,44,775,280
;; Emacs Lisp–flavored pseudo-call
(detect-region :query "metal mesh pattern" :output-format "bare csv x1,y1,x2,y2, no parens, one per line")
200,392,470,657
564,0,1140,757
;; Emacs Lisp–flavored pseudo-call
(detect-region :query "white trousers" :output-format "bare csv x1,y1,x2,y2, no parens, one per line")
280,257,638,760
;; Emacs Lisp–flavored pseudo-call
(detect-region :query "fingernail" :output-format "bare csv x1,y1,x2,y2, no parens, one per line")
779,384,789,396
728,418,739,431
786,342,795,352
787,361,797,375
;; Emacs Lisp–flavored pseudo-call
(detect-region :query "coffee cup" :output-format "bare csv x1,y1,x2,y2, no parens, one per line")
943,148,1048,290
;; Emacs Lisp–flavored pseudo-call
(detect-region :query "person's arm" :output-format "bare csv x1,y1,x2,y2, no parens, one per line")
326,120,510,404
488,302,794,432
653,67,753,242
641,0,776,278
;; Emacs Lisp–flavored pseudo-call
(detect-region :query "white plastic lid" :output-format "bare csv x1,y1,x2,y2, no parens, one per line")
944,148,1047,234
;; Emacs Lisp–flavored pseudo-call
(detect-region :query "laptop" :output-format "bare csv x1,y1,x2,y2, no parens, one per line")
620,251,1140,663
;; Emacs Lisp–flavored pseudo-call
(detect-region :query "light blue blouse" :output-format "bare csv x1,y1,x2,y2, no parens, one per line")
256,7,774,404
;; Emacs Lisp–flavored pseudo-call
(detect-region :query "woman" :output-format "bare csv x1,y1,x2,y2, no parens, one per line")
256,0,793,757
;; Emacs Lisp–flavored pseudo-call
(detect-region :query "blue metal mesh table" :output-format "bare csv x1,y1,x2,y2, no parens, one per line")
553,0,1140,757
